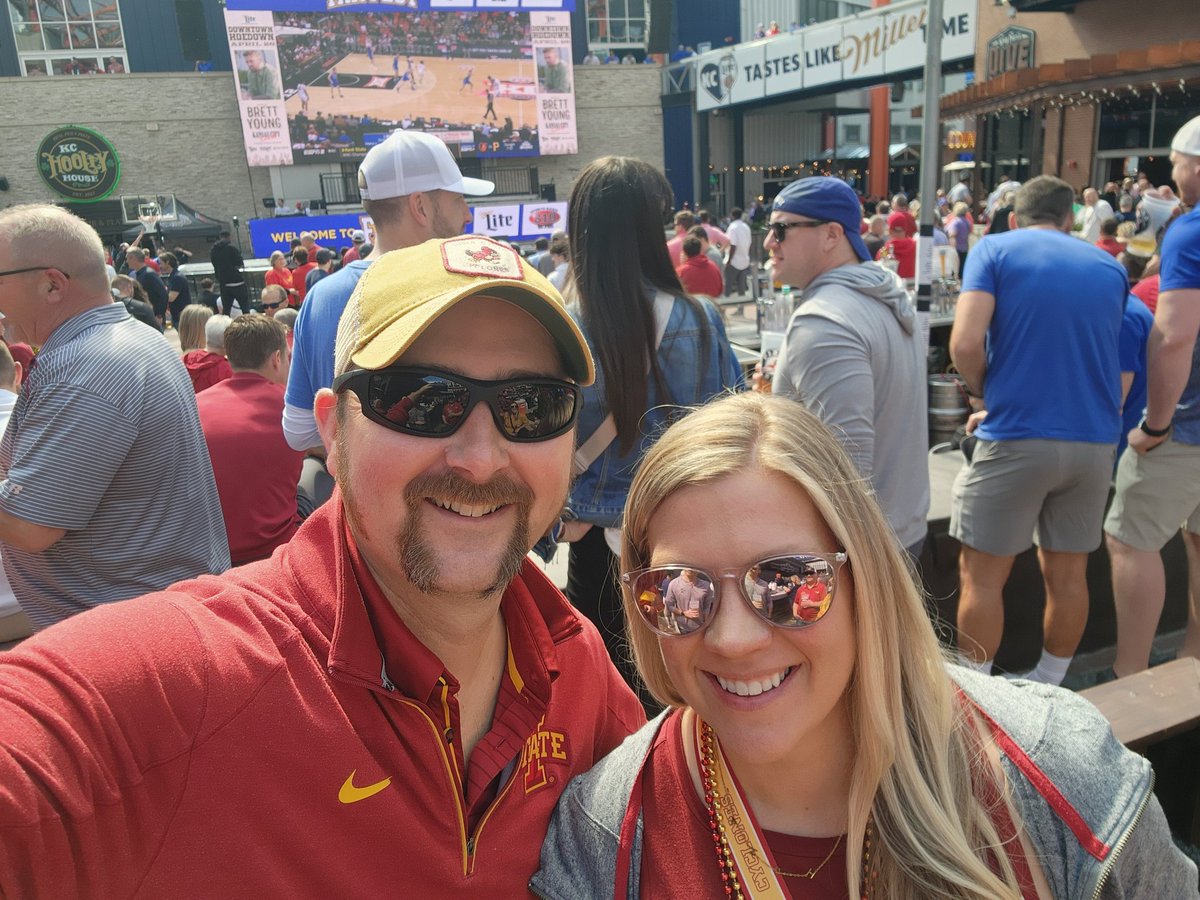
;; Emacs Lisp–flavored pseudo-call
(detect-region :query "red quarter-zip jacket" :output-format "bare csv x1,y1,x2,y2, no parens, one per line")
0,496,645,898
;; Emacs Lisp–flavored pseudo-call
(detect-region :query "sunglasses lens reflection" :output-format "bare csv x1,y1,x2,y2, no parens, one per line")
628,555,837,636
363,370,578,441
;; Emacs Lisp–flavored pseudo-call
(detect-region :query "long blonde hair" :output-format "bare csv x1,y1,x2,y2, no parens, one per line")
621,392,1021,899
177,304,213,353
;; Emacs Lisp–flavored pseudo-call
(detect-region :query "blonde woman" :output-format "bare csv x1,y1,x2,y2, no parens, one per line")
533,392,1195,899
264,250,296,305
176,303,212,354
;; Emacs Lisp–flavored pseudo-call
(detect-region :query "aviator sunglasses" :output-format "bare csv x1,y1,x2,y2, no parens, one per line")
621,552,848,637
332,366,581,443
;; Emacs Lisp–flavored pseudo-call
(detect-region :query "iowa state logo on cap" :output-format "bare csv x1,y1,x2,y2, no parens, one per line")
441,236,526,280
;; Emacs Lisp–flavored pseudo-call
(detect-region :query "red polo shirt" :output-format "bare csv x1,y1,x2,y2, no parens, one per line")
196,372,302,565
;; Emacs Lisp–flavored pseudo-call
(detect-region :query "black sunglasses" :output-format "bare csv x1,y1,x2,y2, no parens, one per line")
622,552,848,637
332,366,581,442
261,300,287,310
0,266,71,279
767,220,829,243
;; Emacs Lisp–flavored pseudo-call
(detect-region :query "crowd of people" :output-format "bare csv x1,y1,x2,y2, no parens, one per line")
0,111,1198,896
277,10,529,87
288,109,538,159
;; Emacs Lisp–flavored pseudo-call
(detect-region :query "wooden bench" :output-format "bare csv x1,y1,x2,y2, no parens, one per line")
1080,657,1200,752
1081,657,1200,845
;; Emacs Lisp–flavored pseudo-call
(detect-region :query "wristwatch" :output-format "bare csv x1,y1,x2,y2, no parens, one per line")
1138,416,1172,438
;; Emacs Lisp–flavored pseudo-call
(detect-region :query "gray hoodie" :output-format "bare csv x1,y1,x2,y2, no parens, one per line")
531,666,1199,900
773,262,930,549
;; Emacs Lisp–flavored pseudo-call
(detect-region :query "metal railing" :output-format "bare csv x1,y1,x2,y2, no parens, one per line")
321,164,537,207
662,59,695,96
482,165,539,197
320,172,360,207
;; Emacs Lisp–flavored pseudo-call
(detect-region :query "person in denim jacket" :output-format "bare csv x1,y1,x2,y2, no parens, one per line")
556,157,742,704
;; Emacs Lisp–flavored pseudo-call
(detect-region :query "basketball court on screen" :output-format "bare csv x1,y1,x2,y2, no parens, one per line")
284,54,538,130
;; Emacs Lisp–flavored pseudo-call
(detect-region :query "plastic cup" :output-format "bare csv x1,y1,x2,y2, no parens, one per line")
1126,192,1180,257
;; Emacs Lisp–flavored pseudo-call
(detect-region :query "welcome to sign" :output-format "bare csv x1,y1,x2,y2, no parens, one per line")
694,0,975,112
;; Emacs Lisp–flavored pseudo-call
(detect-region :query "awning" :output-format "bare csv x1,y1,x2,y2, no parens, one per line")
815,143,916,161
943,160,990,172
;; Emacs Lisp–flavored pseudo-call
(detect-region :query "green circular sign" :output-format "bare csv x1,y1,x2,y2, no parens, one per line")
36,125,121,202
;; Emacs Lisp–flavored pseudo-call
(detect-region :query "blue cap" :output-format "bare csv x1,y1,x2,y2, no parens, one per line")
772,177,871,262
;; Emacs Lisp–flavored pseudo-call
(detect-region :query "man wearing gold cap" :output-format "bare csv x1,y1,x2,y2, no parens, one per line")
0,237,645,895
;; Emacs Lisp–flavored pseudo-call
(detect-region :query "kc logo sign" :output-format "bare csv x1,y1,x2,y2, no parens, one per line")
700,52,738,104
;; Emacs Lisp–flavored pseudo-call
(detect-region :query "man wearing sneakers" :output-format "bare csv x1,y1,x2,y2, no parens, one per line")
950,176,1126,684
1105,115,1200,677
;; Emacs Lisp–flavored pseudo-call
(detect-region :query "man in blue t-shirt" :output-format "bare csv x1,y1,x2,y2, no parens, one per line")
1105,115,1200,678
949,175,1126,685
283,131,492,461
1116,293,1154,462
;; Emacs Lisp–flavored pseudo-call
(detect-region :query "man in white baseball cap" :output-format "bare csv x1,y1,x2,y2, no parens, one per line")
284,130,494,478
342,229,368,266
1105,114,1200,678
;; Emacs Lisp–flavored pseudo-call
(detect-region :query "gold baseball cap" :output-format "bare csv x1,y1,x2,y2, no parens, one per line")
333,236,594,385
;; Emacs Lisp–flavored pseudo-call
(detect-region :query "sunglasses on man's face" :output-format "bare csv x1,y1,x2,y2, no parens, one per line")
767,219,829,243
332,366,581,442
622,552,848,637
261,300,286,310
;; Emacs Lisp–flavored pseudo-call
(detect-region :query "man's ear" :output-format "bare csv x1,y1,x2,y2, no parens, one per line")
408,191,432,228
43,267,71,306
314,389,342,478
11,361,22,391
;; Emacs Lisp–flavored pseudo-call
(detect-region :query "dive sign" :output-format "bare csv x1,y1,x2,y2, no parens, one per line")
36,126,121,202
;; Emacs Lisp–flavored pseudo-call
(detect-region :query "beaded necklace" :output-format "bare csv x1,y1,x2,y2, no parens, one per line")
696,718,876,899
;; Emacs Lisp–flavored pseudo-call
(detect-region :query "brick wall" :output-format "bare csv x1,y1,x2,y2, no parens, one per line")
975,0,1192,74
1057,105,1098,192
0,72,273,235
536,64,664,195
0,65,663,244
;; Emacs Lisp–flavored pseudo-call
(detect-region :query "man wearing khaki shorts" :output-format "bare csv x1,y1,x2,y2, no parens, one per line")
1105,115,1200,678
949,176,1126,684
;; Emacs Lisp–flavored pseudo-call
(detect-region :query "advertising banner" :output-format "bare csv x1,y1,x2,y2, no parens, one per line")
763,34,805,97
471,204,523,238
225,10,293,166
224,4,576,166
800,23,844,90
226,2,575,9
693,0,975,112
248,213,372,256
531,12,577,155
254,202,565,255
469,201,567,239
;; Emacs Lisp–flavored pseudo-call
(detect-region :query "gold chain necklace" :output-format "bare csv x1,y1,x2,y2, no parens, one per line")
769,833,842,879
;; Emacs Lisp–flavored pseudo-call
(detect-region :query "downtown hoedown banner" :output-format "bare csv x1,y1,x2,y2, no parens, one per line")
224,10,293,166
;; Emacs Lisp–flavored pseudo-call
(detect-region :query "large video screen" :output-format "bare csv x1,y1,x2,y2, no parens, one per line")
224,1,577,167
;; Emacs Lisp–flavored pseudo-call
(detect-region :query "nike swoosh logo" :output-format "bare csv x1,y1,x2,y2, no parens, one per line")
338,770,392,804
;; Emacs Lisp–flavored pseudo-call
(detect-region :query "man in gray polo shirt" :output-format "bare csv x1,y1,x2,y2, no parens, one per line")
0,205,229,631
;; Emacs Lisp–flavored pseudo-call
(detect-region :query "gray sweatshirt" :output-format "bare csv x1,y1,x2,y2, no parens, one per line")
773,262,930,549
531,666,1199,900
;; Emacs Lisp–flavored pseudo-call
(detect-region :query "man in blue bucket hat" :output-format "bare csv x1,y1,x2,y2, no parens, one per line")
762,176,929,558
